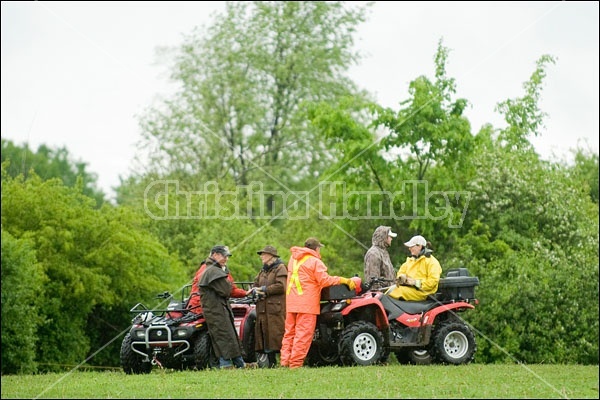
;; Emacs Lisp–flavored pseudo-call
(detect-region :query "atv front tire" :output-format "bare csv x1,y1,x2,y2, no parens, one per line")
120,333,152,375
193,330,217,370
339,321,383,366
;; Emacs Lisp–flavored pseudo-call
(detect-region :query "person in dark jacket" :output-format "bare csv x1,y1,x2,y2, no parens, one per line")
199,245,256,369
246,245,287,368
363,226,398,290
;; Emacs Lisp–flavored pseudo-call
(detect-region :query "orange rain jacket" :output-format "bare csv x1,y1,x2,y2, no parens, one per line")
285,246,341,314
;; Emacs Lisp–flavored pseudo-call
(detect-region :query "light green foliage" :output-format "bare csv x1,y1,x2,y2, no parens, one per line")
571,148,599,204
1,139,105,205
495,55,556,151
0,230,45,374
373,39,474,181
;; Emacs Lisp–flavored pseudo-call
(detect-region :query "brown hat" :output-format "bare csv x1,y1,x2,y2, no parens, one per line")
257,245,279,257
304,237,324,250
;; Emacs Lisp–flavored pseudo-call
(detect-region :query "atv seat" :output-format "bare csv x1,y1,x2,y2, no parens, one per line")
379,294,438,320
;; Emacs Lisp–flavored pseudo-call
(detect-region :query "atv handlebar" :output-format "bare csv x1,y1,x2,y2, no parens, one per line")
362,277,395,292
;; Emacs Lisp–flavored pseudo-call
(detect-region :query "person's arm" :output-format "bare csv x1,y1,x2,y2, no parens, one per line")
211,276,233,298
263,264,287,296
417,258,442,294
227,273,248,298
363,250,381,282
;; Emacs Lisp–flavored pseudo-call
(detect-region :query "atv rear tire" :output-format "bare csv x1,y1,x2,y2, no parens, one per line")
339,321,383,366
394,349,433,365
431,321,476,365
306,344,340,367
120,332,152,375
241,311,257,363
256,352,277,368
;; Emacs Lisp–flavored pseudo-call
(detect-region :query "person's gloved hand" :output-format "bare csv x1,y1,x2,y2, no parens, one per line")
255,286,266,298
339,277,356,291
404,277,422,288
246,288,256,296
397,274,407,286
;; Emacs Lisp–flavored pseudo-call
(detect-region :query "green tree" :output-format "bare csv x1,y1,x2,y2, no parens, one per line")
1,230,46,374
136,1,372,191
571,148,599,204
118,1,374,276
1,139,106,206
442,55,599,364
1,165,187,372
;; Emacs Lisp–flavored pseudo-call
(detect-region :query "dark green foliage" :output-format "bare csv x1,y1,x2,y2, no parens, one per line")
1,167,187,373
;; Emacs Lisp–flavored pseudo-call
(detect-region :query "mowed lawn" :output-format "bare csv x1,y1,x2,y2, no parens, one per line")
1,363,598,399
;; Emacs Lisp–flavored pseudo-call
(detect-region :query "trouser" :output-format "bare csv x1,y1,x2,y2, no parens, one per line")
279,312,317,369
219,356,245,369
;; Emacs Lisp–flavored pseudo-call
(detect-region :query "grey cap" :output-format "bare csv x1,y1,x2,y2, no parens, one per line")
211,245,232,257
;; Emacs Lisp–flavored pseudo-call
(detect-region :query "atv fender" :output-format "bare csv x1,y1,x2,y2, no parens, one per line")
340,296,389,330
421,301,474,326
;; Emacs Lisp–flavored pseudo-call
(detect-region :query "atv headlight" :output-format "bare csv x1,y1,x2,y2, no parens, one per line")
175,328,188,338
331,303,345,312
134,330,146,339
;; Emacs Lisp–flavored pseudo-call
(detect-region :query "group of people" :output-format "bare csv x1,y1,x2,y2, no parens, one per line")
190,227,442,370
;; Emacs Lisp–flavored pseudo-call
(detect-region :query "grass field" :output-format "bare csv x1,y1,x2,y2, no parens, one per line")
1,364,598,399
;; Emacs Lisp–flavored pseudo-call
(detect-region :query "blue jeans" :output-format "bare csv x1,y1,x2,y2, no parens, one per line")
219,356,245,369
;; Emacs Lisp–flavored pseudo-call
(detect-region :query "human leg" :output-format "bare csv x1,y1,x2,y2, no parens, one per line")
219,357,234,369
288,313,317,369
279,312,297,367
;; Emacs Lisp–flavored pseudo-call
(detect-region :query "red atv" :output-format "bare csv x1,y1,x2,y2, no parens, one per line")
307,268,479,367
120,283,259,374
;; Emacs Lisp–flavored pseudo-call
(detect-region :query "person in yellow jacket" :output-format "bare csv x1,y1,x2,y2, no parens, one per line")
280,237,356,369
386,235,442,301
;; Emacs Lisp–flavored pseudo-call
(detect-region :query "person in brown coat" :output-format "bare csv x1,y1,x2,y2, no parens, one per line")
246,245,287,368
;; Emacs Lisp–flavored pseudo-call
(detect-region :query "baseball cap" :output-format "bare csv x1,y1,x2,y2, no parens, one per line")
388,228,398,238
304,237,324,250
404,235,426,247
211,245,232,257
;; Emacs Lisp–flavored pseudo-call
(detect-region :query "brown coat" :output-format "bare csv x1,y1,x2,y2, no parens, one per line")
198,258,243,359
252,258,287,352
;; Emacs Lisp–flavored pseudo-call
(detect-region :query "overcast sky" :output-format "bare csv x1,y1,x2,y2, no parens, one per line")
2,1,598,199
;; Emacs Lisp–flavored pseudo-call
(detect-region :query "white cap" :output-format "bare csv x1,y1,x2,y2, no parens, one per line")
388,229,397,238
404,235,426,247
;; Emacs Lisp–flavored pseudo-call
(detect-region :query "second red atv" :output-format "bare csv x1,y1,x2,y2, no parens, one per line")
307,268,480,367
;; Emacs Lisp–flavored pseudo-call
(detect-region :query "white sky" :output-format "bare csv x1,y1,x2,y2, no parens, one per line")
2,1,598,200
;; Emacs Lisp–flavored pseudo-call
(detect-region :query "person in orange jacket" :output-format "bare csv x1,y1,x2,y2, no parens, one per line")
187,245,247,314
279,237,356,369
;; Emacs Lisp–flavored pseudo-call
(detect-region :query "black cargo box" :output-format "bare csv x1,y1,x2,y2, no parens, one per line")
437,268,479,301
321,284,355,301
